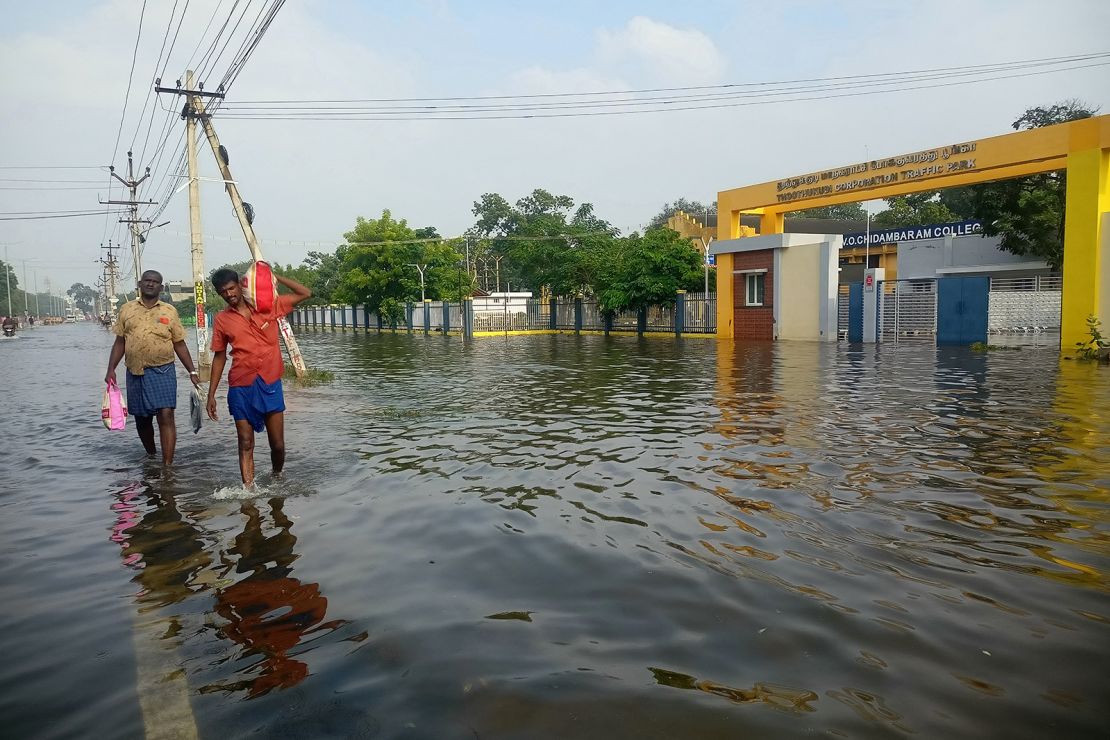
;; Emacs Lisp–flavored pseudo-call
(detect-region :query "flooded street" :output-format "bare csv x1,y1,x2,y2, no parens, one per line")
2,322,1108,739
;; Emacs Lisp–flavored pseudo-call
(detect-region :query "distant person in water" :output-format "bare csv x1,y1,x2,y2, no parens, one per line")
105,270,201,465
206,267,312,486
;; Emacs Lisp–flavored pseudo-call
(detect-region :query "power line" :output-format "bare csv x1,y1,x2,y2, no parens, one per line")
218,0,285,92
181,0,227,74
130,0,182,153
0,211,127,221
111,0,149,166
195,0,244,80
227,51,1110,105
0,186,107,191
221,57,1105,114
215,59,1110,121
0,165,105,170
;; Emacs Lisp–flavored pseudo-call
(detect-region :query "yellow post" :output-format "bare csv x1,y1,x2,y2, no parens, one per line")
1060,123,1110,351
715,252,734,339
760,211,784,236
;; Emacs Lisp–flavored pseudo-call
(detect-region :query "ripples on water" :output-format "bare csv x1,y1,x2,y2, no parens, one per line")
1,324,1108,739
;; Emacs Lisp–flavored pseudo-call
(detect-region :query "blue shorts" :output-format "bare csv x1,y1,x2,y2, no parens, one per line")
126,363,177,417
227,376,285,432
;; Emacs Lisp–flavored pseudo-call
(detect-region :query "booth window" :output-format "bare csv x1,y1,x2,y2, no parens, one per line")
745,273,765,306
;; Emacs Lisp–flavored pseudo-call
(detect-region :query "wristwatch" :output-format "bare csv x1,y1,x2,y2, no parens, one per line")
189,371,199,376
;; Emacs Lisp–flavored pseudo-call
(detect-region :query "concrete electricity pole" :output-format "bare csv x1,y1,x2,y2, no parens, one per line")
3,245,11,317
21,261,30,317
99,241,121,319
105,152,155,282
182,69,212,381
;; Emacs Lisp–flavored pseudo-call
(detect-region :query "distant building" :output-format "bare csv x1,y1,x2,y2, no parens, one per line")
165,280,192,303
472,291,533,314
667,209,872,271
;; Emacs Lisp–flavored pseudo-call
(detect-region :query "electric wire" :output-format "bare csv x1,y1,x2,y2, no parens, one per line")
181,0,227,74
158,0,191,80
230,51,1110,104
216,59,1110,121
220,56,1104,114
130,0,180,154
0,165,106,170
197,0,249,81
111,0,148,166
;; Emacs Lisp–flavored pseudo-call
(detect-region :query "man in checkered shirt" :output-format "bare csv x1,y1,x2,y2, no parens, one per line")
105,270,201,465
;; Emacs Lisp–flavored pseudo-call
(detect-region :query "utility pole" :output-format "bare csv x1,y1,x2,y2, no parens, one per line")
99,241,121,319
105,152,155,282
182,70,212,380
21,261,30,317
3,245,11,317
157,74,306,377
698,236,714,296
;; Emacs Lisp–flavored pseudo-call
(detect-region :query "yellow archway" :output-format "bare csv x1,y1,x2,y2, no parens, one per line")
715,115,1110,349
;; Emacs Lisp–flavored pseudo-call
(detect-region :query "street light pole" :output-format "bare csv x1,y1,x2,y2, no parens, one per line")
407,263,427,302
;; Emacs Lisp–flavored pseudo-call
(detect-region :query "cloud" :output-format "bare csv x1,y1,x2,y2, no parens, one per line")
596,16,725,84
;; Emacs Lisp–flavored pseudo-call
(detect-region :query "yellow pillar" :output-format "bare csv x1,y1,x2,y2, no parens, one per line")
760,211,784,235
1060,129,1110,351
716,252,734,339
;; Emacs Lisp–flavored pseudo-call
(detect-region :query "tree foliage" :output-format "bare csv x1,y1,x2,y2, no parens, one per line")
647,198,716,230
470,189,619,294
334,210,469,324
871,192,958,228
67,282,98,313
788,203,867,220
594,228,704,313
1,260,21,315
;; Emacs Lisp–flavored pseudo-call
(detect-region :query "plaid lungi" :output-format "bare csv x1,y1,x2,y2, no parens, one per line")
126,362,178,417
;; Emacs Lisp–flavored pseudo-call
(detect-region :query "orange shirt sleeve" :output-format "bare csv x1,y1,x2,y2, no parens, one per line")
274,293,296,319
210,314,227,352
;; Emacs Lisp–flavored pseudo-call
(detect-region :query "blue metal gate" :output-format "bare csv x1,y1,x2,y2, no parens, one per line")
847,282,863,343
937,276,989,345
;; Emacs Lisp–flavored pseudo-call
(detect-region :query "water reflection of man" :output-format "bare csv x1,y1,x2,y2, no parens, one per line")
111,482,214,610
208,498,336,698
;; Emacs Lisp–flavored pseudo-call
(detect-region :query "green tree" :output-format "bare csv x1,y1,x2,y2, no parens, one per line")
871,192,958,228
647,198,716,230
67,282,98,313
593,228,703,314
938,99,1099,270
788,203,867,220
470,189,619,294
0,260,20,315
334,210,465,324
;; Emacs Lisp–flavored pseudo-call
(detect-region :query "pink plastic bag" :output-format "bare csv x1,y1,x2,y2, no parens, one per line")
101,379,127,430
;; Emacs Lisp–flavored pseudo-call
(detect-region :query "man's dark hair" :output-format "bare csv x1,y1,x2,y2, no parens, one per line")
211,268,239,291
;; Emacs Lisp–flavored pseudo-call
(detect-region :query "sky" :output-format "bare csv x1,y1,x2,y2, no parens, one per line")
1,0,1108,294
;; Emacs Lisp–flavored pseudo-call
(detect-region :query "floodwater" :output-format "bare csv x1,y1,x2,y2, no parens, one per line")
2,322,1108,739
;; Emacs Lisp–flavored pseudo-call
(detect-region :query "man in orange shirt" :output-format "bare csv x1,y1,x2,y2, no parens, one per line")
206,266,312,486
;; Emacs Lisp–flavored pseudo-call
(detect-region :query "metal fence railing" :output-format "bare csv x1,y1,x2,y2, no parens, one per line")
990,275,1062,292
837,284,851,338
290,292,716,338
988,275,1061,333
879,280,938,341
